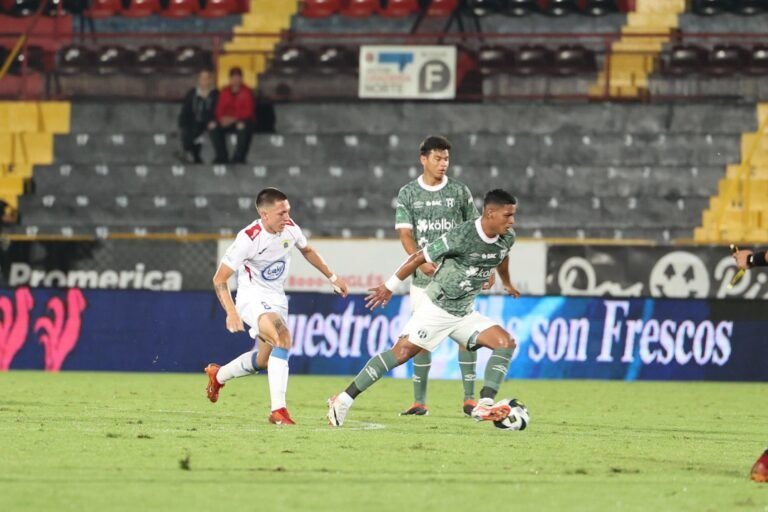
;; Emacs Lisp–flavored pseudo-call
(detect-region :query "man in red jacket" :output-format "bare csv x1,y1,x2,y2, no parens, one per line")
211,67,255,164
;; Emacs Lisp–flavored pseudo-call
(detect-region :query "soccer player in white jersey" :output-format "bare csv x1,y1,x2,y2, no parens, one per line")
205,187,349,425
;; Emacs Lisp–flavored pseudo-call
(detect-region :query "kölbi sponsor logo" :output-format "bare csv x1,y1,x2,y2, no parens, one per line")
8,263,182,290
416,218,457,232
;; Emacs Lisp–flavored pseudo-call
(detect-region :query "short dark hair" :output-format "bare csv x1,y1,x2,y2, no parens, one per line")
484,189,517,207
419,135,451,156
229,66,243,77
256,188,288,209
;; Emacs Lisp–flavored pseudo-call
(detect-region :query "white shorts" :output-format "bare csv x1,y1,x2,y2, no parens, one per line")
400,297,498,353
237,299,288,342
409,284,429,312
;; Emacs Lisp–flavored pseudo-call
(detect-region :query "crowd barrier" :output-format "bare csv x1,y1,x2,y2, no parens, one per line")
2,287,766,381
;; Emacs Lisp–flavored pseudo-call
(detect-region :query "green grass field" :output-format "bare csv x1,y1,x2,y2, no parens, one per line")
1,372,766,512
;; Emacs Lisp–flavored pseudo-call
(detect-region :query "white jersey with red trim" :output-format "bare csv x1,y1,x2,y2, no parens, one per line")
221,218,307,307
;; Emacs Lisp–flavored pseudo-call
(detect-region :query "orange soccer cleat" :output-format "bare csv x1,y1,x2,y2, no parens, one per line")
204,364,224,403
751,449,768,483
268,407,296,425
462,399,477,417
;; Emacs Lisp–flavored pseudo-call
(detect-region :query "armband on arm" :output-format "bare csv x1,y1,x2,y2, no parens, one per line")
748,250,768,268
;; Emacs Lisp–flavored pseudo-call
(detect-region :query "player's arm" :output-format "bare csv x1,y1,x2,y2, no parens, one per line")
298,245,349,297
399,228,437,277
212,263,245,333
366,250,429,310
496,255,521,298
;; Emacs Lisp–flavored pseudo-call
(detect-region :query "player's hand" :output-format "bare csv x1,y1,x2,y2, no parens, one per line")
733,249,753,270
418,262,438,277
225,312,245,333
503,282,521,298
331,276,349,298
482,272,496,290
365,284,393,311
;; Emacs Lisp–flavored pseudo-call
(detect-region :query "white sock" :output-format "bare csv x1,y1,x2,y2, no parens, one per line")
268,347,290,411
338,392,354,406
217,350,259,384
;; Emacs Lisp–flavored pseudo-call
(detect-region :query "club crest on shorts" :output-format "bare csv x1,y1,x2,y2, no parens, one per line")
417,328,428,340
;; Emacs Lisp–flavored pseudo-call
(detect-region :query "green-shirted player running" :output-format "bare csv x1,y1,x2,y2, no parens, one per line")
327,189,523,428
394,135,483,417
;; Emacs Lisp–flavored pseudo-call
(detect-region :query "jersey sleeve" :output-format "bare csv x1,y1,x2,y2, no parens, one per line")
221,231,251,270
290,222,308,249
463,186,480,221
394,187,413,230
423,227,462,264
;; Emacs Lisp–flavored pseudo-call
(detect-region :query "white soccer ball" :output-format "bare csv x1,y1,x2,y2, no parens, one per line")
493,398,529,431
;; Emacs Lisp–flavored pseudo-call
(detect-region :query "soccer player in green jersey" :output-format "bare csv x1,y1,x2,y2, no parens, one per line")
395,135,482,417
327,189,523,427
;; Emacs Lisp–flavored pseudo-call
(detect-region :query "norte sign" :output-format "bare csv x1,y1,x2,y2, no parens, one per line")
359,45,457,99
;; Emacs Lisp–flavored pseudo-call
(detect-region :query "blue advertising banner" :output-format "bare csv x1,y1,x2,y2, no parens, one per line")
1,287,766,381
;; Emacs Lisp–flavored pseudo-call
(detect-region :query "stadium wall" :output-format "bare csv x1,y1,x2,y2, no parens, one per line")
1,287,766,381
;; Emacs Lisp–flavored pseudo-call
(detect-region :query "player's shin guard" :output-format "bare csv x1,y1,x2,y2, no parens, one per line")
412,351,431,405
268,347,290,411
352,350,399,396
458,349,477,400
480,348,514,400
216,350,261,384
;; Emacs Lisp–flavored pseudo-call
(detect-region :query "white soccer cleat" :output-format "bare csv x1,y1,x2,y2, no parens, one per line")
327,394,351,427
471,397,512,422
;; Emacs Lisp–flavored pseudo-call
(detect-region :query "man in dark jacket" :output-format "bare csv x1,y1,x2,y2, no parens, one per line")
178,69,218,164
210,67,255,164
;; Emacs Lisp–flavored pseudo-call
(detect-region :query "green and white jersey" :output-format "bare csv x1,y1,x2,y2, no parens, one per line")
423,218,516,317
394,175,479,288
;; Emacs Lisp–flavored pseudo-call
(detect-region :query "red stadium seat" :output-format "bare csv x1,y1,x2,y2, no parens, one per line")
162,0,200,17
94,45,135,75
477,46,512,75
133,45,172,75
172,45,212,74
662,44,707,76
199,0,238,17
122,0,162,17
84,0,121,18
57,44,95,75
379,0,419,17
340,0,378,17
511,45,554,75
706,44,749,76
301,0,341,18
427,0,457,16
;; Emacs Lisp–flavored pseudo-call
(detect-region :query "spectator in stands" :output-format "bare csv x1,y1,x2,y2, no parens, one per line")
0,199,18,232
177,69,219,164
210,67,255,164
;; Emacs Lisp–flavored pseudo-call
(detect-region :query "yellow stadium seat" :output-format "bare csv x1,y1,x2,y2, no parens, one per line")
39,102,71,134
0,175,25,195
7,102,40,133
16,133,53,164
0,193,18,210
0,134,12,164
0,103,10,132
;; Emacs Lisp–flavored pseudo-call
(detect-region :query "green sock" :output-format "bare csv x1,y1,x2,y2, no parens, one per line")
482,348,514,397
352,349,400,395
411,350,431,405
458,349,477,401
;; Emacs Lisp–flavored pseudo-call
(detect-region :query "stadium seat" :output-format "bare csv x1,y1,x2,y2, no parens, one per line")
6,45,46,75
578,0,617,15
464,0,504,16
271,45,315,75
512,45,553,75
199,0,238,17
6,0,39,15
477,46,512,75
161,0,199,16
301,0,341,18
706,44,749,76
662,45,708,76
57,44,94,75
427,0,458,16
172,45,212,74
379,0,419,17
121,0,161,17
691,0,731,15
316,46,356,74
504,0,538,15
340,0,378,17
747,45,768,75
84,0,121,17
94,45,135,75
538,0,578,16
552,45,596,75
133,45,171,75
732,0,766,14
